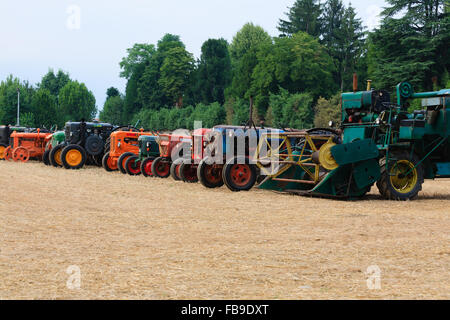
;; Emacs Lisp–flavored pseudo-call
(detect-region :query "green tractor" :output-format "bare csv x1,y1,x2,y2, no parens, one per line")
124,135,160,176
257,79,450,200
43,131,66,167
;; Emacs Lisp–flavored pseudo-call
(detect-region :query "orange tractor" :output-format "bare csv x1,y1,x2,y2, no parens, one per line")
4,129,52,162
102,129,155,174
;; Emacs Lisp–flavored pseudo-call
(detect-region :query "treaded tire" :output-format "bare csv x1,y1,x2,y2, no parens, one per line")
125,156,142,176
170,158,184,181
151,157,171,178
179,162,199,183
43,149,51,165
61,145,87,170
118,152,135,174
141,157,156,177
102,151,117,172
222,156,257,192
197,157,224,188
49,144,64,167
376,151,424,201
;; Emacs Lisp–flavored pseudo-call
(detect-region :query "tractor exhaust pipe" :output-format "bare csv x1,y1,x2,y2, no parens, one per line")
353,73,358,93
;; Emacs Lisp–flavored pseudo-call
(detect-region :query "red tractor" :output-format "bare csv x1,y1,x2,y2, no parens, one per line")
170,128,215,184
152,132,191,178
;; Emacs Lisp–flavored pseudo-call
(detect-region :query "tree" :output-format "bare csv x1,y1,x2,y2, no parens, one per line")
313,94,341,127
99,95,125,125
106,87,120,100
267,88,314,129
229,23,272,62
196,38,232,104
228,24,272,104
59,81,96,123
158,46,195,107
134,34,188,111
368,0,449,91
31,88,57,128
0,75,34,126
39,69,70,97
278,0,323,37
251,32,336,117
119,43,156,79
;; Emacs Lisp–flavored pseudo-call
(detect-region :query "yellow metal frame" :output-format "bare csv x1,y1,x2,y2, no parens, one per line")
255,132,331,184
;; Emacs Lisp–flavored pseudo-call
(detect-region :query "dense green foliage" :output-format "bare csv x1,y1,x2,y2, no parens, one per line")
1,0,448,131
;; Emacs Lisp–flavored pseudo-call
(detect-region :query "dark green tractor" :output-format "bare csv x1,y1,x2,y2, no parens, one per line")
124,135,160,176
258,79,450,200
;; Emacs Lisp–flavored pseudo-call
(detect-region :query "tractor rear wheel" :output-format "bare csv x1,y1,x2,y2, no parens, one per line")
151,157,171,178
377,151,424,201
179,162,198,183
102,152,118,172
43,149,51,165
61,145,87,170
197,158,224,188
118,152,135,174
170,158,184,181
49,144,64,167
141,157,156,177
222,157,257,192
125,156,142,176
0,143,8,160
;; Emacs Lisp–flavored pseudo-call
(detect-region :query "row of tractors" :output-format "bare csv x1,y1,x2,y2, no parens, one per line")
1,80,449,200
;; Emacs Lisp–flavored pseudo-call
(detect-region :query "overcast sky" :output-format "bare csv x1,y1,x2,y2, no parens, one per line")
0,0,386,110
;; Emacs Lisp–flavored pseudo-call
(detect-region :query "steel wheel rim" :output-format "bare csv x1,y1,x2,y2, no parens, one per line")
230,164,251,187
66,149,83,166
390,160,418,194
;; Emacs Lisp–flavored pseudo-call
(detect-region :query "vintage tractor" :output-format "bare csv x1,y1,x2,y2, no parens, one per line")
5,129,53,162
152,132,191,178
43,131,66,166
0,125,27,160
124,135,160,176
170,128,211,183
199,125,284,191
256,78,450,200
102,129,154,173
59,121,114,169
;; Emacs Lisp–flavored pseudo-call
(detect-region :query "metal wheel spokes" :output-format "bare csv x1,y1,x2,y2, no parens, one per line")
4,146,12,161
13,147,30,162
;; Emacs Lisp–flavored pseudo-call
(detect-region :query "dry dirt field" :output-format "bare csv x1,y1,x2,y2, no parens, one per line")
0,161,449,300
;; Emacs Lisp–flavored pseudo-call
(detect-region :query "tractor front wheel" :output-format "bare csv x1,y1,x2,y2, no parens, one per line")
151,157,171,178
197,158,224,188
125,156,142,176
377,151,424,201
61,145,87,170
4,146,12,161
49,144,64,167
179,162,198,183
141,157,156,177
170,158,184,181
222,157,257,192
118,152,135,174
102,152,118,172
13,147,30,162
43,149,51,165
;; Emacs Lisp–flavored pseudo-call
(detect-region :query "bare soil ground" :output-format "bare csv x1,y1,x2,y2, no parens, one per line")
0,161,449,300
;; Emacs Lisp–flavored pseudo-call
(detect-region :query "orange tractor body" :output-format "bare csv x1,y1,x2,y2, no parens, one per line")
5,130,52,162
102,130,154,173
